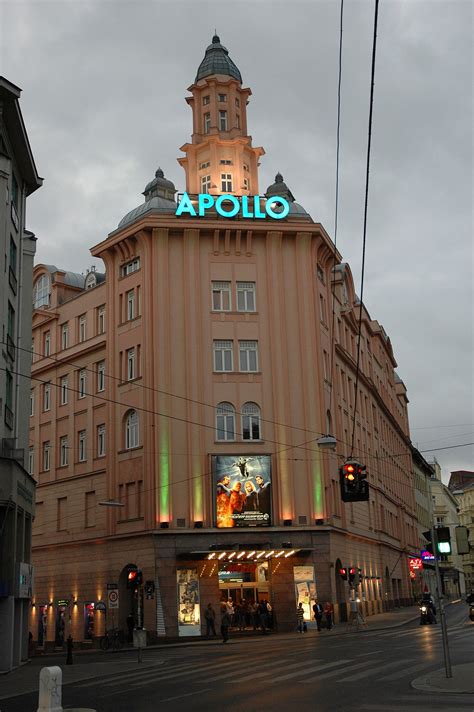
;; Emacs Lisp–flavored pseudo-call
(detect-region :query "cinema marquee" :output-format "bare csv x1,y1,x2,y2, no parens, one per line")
176,192,290,220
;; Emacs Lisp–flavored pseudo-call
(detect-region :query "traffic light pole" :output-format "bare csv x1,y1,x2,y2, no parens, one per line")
431,525,452,678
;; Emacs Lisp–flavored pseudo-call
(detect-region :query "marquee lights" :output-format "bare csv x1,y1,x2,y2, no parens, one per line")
176,192,290,220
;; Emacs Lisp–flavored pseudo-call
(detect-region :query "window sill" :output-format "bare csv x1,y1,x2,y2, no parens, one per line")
117,446,143,455
213,371,261,376
211,310,258,316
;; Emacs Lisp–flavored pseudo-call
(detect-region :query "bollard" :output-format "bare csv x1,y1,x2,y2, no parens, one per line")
66,635,73,665
37,666,63,712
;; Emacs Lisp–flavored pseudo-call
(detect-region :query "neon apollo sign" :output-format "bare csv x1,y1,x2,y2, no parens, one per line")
175,192,290,220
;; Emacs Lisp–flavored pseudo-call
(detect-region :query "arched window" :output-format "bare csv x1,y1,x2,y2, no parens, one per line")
34,274,50,308
125,410,139,449
242,402,261,441
216,402,235,441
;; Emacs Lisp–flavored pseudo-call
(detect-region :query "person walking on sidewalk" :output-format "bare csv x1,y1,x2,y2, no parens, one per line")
205,603,217,637
220,605,231,643
296,602,305,633
313,600,323,631
324,601,334,630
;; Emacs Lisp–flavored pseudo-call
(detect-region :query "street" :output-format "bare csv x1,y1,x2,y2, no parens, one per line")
1,603,472,712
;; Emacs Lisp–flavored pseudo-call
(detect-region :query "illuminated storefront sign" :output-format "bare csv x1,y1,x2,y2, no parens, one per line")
213,455,272,528
420,550,436,561
176,192,290,219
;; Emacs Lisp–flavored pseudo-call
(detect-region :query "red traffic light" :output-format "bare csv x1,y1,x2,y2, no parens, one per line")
343,464,356,481
128,570,138,582
349,567,356,575
339,567,347,580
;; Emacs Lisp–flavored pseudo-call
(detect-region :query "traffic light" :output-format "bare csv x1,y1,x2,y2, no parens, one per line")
340,461,369,502
348,567,356,585
339,567,348,580
126,565,142,589
436,527,451,555
422,530,433,555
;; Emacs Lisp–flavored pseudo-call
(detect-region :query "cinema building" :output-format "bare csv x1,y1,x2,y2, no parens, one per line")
29,36,418,645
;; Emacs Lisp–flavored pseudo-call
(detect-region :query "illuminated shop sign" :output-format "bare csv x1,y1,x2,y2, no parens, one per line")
213,455,272,528
176,192,290,220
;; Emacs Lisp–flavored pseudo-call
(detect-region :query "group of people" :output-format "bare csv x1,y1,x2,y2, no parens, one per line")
205,599,273,642
296,600,334,632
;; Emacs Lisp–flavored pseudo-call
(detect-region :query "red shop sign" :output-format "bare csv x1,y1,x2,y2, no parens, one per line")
409,558,423,572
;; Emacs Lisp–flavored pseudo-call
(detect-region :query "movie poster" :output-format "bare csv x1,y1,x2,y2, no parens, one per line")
176,569,200,636
212,455,272,528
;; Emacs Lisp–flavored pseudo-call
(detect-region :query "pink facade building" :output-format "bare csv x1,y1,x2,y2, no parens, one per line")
29,36,418,645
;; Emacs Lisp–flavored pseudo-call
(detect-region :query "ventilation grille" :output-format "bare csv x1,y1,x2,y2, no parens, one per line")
177,518,186,528
298,515,307,525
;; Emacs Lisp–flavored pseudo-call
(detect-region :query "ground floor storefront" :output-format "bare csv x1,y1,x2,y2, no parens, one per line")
29,527,414,648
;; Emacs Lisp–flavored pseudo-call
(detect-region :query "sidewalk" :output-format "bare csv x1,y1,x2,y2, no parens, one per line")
0,606,419,702
411,663,474,695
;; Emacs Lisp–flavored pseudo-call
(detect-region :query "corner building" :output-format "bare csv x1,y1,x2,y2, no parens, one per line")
29,37,418,645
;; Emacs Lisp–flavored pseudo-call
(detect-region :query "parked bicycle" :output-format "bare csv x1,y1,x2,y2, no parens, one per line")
99,628,124,651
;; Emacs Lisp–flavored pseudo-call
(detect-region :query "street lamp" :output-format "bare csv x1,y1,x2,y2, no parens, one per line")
316,435,337,451
98,499,124,507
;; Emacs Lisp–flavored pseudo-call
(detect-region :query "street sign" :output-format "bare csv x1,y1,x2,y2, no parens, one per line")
108,589,119,609
95,601,106,612
107,583,118,590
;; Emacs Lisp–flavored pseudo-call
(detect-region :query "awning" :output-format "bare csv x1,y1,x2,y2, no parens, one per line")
178,548,312,561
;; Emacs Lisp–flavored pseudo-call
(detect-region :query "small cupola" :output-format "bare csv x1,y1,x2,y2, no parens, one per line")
195,34,242,83
142,167,176,202
265,172,296,202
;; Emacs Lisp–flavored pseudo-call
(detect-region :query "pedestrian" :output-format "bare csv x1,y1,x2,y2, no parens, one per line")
220,605,231,643
324,601,334,631
126,613,135,643
258,599,269,633
313,600,323,631
205,603,216,637
296,602,305,633
249,600,258,630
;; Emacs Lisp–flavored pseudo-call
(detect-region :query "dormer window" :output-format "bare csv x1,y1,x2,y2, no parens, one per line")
204,112,211,134
85,272,97,289
218,93,227,102
33,274,50,308
219,111,228,131
203,95,210,105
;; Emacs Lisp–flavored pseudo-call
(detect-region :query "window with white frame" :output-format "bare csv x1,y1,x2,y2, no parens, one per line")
125,410,139,449
237,282,256,312
218,93,227,102
220,159,232,165
202,95,210,105
28,447,34,476
199,161,210,170
44,332,51,356
221,173,232,192
127,290,135,320
213,340,233,372
242,402,261,440
97,305,105,334
201,175,211,194
239,341,258,372
243,177,249,191
211,281,231,311
127,348,136,380
97,361,105,392
219,110,228,131
78,430,87,462
60,436,68,467
42,441,50,471
60,376,68,405
61,323,69,350
79,314,87,342
78,369,86,398
121,258,140,277
204,112,211,134
34,274,50,308
43,383,51,411
216,402,236,441
97,424,106,457
30,389,34,416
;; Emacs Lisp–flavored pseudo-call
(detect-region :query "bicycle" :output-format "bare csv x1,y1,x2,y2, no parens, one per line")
99,628,123,651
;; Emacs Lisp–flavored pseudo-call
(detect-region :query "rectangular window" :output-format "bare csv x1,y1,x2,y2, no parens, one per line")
43,331,50,356
219,110,228,131
211,281,231,311
9,236,17,274
97,361,105,392
127,290,135,320
97,424,106,457
43,383,51,411
201,174,211,194
42,441,50,472
317,265,325,283
203,95,210,105
61,323,69,350
199,161,210,170
235,97,240,107
79,314,87,342
60,436,68,467
236,113,240,129
60,376,68,405
221,173,232,192
78,430,87,462
243,163,249,172
30,389,34,416
218,93,227,102
239,340,258,372
214,340,233,372
243,177,249,191
236,282,256,312
97,305,105,334
319,294,327,325
78,369,86,398
7,302,15,340
127,348,135,380
57,497,67,532
219,159,232,165
5,369,13,410
28,447,34,476
121,258,140,277
11,174,19,208
204,112,211,134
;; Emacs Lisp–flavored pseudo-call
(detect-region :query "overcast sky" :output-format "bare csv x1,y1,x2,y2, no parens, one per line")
1,0,472,481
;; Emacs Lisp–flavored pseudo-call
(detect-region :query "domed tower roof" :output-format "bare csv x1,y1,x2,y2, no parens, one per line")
265,172,296,202
142,167,176,202
195,34,242,83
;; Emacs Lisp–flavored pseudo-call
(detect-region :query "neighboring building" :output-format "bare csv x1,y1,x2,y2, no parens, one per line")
411,446,435,596
29,36,418,646
428,460,465,598
448,470,474,595
0,77,42,671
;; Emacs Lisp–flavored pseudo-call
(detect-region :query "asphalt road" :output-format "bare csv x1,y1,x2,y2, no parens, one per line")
1,603,472,712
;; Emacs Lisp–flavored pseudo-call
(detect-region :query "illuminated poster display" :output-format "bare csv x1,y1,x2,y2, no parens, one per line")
177,569,200,636
212,455,272,528
293,565,317,622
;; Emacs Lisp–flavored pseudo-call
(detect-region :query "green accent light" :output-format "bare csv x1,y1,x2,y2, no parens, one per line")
159,428,170,518
313,462,324,518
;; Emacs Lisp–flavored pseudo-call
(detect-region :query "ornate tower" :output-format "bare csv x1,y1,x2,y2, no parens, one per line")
178,35,264,196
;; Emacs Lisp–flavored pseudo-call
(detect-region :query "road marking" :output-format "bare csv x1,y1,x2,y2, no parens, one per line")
341,657,409,682
301,660,376,682
205,657,297,683
159,688,211,703
379,661,435,681
357,649,384,656
274,659,351,682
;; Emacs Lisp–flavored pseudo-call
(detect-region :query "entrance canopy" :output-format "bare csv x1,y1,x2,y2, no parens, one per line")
179,548,311,562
